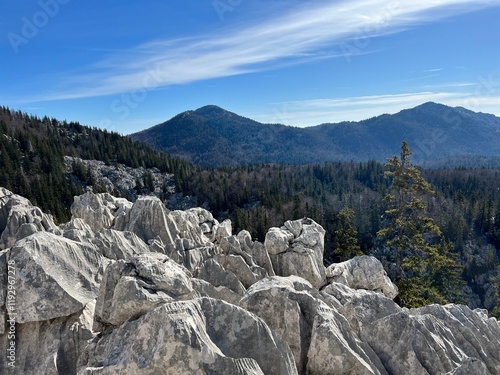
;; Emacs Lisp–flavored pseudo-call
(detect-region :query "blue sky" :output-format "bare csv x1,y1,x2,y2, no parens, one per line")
1,0,500,134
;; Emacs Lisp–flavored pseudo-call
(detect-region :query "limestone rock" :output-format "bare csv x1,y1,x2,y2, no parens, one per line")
241,276,384,375
191,278,242,306
71,192,131,232
238,230,275,276
325,255,398,299
0,187,60,249
0,301,95,375
214,253,267,289
195,258,246,296
93,253,193,330
92,229,150,260
170,208,213,248
8,232,103,323
61,218,95,243
114,196,178,246
265,218,327,289
79,298,298,375
361,304,500,375
323,282,401,333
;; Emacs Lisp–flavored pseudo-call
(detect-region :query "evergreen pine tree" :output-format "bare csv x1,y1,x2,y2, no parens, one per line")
377,141,464,307
333,206,363,262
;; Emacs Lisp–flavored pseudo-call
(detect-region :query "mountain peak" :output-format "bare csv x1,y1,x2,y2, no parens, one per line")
194,105,235,117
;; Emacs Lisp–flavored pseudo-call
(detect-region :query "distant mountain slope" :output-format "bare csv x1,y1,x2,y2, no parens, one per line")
130,102,500,167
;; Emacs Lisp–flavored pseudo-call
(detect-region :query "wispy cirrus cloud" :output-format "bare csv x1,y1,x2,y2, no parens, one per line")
35,0,500,101
254,91,500,126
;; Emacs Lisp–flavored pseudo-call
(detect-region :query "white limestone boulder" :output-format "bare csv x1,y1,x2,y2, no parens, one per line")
79,298,298,375
264,218,327,289
325,255,398,299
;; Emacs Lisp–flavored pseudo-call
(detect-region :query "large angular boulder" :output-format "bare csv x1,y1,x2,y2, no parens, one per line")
325,255,398,299
0,187,60,249
61,218,95,243
7,232,103,323
0,301,95,375
323,282,401,333
361,304,500,375
238,230,275,276
195,258,246,296
71,192,131,232
113,196,178,246
241,276,385,375
265,218,327,289
79,298,298,375
93,253,194,330
92,228,151,260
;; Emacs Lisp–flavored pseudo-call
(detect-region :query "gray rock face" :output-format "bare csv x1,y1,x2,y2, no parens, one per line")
61,218,95,243
1,189,500,375
323,282,401,333
93,254,193,330
241,276,384,375
0,187,60,249
265,218,327,289
92,229,151,260
325,255,398,299
361,304,500,375
7,232,103,323
114,196,177,246
71,192,132,233
0,302,95,375
196,258,246,296
79,298,298,375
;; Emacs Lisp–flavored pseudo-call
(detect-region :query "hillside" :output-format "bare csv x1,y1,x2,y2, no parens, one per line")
130,102,500,167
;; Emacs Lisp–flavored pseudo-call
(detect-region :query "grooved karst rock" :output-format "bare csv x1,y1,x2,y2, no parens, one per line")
8,232,103,324
0,187,60,250
265,218,327,289
71,192,132,233
79,298,298,375
0,189,499,375
325,255,398,299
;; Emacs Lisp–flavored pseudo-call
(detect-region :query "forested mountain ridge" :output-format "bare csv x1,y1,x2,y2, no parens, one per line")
130,102,500,167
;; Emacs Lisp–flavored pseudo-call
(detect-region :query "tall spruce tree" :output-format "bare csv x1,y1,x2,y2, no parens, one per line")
377,141,464,307
333,206,363,262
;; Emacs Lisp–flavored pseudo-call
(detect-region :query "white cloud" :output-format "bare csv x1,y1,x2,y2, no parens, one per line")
253,91,500,126
36,0,500,101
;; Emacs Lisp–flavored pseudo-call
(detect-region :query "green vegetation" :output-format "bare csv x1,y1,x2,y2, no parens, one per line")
0,106,191,222
377,141,464,307
0,106,499,313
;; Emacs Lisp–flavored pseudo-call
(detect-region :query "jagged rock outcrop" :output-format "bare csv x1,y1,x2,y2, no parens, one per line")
92,229,151,260
79,298,297,375
0,302,95,375
61,218,95,243
8,232,103,323
1,189,499,375
325,255,398,299
361,304,500,375
64,156,175,202
93,254,194,330
71,192,131,232
240,276,386,375
265,218,327,289
0,187,60,249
